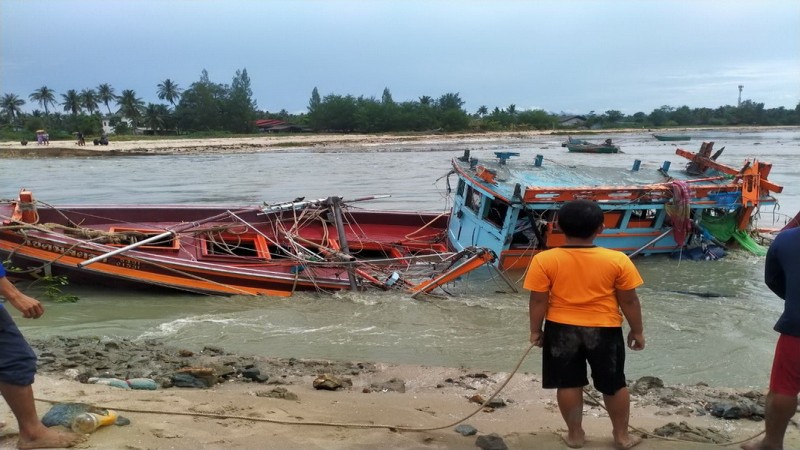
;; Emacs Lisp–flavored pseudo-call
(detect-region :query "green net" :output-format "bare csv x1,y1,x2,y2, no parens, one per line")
732,230,768,256
700,211,767,256
700,211,736,241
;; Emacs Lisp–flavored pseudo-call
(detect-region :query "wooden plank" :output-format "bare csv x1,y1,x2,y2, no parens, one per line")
675,149,783,193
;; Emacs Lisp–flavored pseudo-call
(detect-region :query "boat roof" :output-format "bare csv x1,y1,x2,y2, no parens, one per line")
451,150,779,205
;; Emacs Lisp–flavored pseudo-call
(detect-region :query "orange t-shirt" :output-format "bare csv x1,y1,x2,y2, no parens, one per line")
522,246,643,327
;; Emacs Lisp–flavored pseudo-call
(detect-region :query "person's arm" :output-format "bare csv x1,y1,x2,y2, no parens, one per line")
617,288,644,350
0,277,44,319
529,290,549,347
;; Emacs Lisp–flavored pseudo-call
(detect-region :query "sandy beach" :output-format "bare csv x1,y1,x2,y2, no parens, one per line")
0,131,558,158
0,362,788,450
2,126,796,158
0,335,792,450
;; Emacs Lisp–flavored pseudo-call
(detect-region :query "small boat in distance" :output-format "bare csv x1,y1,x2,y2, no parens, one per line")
0,194,496,298
446,143,782,270
561,136,588,147
653,133,692,141
565,137,620,153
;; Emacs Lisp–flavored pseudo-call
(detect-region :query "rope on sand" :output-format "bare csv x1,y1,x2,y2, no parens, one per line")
35,342,765,445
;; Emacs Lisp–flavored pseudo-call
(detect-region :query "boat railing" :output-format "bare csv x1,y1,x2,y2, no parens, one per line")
521,183,745,204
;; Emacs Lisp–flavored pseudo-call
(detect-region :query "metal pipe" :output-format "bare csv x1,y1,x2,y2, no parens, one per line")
628,228,673,258
78,230,176,267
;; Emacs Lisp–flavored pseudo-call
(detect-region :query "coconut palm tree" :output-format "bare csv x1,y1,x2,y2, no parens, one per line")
29,86,57,115
143,103,166,133
476,105,488,117
61,90,82,115
96,83,117,115
117,89,145,129
81,89,100,114
157,79,182,107
0,93,26,123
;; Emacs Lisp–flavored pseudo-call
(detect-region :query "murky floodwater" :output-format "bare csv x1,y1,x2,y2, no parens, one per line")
2,130,798,388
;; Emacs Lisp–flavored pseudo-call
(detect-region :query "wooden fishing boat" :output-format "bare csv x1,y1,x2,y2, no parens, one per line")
446,143,783,270
0,195,497,298
560,136,588,147
654,133,692,141
566,138,620,153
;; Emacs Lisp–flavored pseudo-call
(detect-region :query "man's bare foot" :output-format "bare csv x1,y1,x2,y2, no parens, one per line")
561,430,585,448
17,427,86,449
615,434,642,450
741,440,778,450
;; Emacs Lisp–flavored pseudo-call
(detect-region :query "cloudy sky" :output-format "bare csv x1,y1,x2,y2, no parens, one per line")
2,0,798,116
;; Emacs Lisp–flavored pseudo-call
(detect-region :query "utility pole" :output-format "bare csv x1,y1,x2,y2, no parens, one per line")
738,85,743,107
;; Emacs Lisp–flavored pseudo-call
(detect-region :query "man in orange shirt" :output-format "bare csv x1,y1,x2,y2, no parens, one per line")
524,199,645,449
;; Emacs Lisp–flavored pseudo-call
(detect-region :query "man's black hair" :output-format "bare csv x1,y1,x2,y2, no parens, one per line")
557,199,604,239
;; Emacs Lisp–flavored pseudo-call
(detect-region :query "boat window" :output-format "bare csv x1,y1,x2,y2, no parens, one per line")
456,179,465,198
628,209,658,227
465,186,482,213
485,197,508,228
107,227,180,250
202,233,269,259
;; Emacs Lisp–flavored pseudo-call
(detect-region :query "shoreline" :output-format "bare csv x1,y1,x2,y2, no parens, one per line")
0,336,790,449
2,126,798,158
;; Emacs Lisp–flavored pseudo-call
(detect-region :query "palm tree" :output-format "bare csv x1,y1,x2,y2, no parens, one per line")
61,90,82,115
96,83,117,115
476,105,488,117
81,89,100,114
29,86,57,115
0,93,26,123
506,104,518,126
143,103,166,133
117,89,145,129
157,79,182,106
419,96,432,106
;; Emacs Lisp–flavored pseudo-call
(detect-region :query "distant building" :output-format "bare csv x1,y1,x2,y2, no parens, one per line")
101,116,136,135
255,119,308,133
558,115,587,127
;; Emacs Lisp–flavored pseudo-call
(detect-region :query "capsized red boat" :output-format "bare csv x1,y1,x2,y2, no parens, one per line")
0,194,500,297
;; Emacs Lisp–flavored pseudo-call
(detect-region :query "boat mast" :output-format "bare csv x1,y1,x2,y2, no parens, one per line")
328,196,358,291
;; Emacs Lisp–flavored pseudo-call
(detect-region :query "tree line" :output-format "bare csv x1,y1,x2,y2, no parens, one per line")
2,69,799,141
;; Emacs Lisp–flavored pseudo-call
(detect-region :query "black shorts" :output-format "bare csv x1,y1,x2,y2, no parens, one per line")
542,320,626,395
0,306,38,386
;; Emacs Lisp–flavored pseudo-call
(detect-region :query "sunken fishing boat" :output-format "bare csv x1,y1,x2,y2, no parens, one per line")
445,142,783,270
0,194,495,298
653,133,692,142
565,137,621,154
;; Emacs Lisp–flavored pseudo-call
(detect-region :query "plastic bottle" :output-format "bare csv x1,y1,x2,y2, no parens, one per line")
70,410,118,434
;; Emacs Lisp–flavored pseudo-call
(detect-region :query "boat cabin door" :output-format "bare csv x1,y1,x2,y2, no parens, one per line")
448,181,516,256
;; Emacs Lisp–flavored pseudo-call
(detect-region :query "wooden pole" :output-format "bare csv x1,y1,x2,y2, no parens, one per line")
329,197,358,291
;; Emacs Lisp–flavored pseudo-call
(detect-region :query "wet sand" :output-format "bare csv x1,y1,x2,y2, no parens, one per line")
0,365,786,450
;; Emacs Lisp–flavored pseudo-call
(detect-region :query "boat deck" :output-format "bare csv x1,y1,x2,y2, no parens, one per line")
454,154,727,204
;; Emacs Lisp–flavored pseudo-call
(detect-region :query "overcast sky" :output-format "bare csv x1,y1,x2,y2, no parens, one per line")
2,0,798,116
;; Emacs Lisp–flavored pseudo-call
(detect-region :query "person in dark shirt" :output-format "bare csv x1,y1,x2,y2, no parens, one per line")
743,227,800,450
